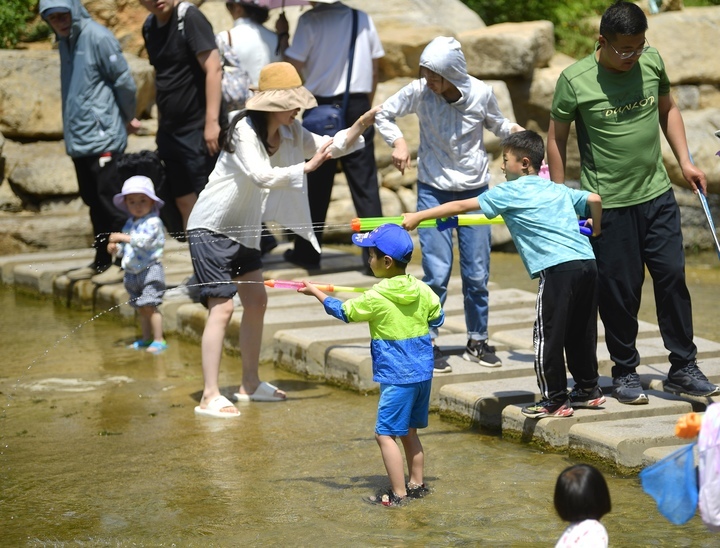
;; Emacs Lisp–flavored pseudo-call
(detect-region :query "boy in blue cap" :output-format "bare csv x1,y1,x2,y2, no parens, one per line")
301,223,444,506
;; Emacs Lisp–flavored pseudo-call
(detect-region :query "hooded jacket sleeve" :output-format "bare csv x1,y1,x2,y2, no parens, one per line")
482,86,514,138
95,32,137,124
375,80,424,147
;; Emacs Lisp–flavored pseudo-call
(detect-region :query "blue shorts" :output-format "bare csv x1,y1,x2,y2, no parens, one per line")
124,262,165,308
375,379,432,436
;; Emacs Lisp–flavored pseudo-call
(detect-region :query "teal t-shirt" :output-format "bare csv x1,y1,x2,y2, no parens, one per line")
477,175,595,279
551,47,671,208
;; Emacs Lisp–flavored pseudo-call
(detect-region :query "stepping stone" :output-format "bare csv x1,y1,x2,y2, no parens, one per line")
567,414,695,470
502,390,693,449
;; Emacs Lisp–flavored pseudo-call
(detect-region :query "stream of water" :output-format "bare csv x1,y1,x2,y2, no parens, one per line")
1,251,719,545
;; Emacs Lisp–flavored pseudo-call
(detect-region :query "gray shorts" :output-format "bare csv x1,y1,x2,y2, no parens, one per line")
187,229,263,306
125,262,165,308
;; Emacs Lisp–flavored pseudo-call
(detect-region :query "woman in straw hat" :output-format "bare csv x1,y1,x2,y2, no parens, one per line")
189,62,379,417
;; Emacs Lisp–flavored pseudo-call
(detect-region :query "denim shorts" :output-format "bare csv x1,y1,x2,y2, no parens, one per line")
375,379,432,436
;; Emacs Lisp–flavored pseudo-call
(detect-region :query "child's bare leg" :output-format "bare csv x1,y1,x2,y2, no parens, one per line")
375,433,408,497
234,270,285,399
400,428,424,487
149,307,163,342
198,296,235,412
137,305,153,341
138,305,164,342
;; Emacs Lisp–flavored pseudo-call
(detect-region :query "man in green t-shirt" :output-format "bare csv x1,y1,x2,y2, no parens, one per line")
547,1,718,404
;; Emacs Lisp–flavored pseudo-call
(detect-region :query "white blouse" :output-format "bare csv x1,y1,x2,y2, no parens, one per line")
187,117,364,252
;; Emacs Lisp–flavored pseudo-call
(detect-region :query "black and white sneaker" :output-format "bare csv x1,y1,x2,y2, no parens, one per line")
568,385,606,408
665,361,720,397
433,345,452,373
462,339,501,368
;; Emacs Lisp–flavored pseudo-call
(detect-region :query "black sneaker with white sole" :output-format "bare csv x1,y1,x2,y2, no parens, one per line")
612,371,649,405
462,339,501,368
665,361,720,397
433,345,452,373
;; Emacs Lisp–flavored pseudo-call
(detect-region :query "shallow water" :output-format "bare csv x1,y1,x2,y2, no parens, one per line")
2,252,720,545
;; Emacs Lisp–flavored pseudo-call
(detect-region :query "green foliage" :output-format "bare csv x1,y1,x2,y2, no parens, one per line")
463,0,720,58
0,0,39,49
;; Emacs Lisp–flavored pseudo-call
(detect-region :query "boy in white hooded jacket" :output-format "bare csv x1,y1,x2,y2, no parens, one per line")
375,36,522,371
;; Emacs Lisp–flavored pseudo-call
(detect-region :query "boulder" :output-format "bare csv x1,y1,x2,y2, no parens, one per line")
0,50,155,140
3,140,78,201
459,21,555,80
647,7,720,85
662,108,720,195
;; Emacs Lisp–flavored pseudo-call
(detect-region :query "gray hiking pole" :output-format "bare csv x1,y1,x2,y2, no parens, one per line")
689,140,720,261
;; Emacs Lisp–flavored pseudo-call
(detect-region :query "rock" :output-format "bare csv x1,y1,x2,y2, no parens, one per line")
662,109,720,195
507,53,575,131
459,21,555,80
0,50,155,140
646,7,720,85
4,140,77,201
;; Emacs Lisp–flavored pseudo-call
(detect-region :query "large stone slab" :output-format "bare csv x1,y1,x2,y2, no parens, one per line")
568,415,695,471
12,259,91,295
502,391,693,449
274,323,378,378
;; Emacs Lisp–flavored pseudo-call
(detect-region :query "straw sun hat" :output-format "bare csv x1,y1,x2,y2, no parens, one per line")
245,62,317,112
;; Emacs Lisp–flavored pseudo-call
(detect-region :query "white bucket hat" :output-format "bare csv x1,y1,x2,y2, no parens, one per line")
113,176,164,214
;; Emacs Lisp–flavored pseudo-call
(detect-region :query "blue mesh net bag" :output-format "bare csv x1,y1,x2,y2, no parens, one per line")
640,443,698,525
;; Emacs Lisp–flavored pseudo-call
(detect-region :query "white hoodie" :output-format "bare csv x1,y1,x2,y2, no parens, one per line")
375,36,516,191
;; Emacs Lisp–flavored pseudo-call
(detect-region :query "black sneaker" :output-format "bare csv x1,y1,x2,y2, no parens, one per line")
364,489,406,507
612,371,649,405
406,483,429,499
665,361,720,397
568,385,606,408
521,398,574,419
462,339,501,368
433,345,452,373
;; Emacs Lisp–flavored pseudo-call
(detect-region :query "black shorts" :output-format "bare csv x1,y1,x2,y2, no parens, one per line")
188,229,262,306
156,127,217,197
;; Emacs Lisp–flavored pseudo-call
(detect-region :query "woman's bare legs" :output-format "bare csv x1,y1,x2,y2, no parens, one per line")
198,295,237,415
234,269,286,399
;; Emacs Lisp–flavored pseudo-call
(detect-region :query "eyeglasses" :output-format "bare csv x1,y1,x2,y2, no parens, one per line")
605,38,650,59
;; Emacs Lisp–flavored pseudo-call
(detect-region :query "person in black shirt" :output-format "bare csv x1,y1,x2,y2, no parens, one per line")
140,0,224,231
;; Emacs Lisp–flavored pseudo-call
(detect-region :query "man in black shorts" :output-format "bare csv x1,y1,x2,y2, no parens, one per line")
140,0,225,233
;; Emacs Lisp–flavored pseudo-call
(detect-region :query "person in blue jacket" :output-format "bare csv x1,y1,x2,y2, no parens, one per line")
40,0,139,283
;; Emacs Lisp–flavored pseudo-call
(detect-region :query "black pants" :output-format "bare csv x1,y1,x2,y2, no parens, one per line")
291,93,383,265
73,154,127,268
591,189,696,376
533,259,599,402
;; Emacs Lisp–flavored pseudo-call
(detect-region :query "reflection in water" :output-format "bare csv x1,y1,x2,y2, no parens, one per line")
0,282,717,545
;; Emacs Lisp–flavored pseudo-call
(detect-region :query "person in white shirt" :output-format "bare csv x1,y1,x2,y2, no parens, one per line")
189,62,378,418
554,464,611,548
217,0,286,254
281,0,385,272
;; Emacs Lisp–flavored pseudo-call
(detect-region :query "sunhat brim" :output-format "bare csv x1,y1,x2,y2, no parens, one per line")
112,182,165,215
245,86,317,112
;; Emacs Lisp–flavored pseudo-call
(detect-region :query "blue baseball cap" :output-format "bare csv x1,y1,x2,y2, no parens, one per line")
351,223,413,264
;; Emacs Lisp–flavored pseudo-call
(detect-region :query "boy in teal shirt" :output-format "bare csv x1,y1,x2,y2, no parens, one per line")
403,131,602,419
301,224,444,506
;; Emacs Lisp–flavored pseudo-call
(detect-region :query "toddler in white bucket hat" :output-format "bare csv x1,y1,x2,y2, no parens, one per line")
109,175,167,354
